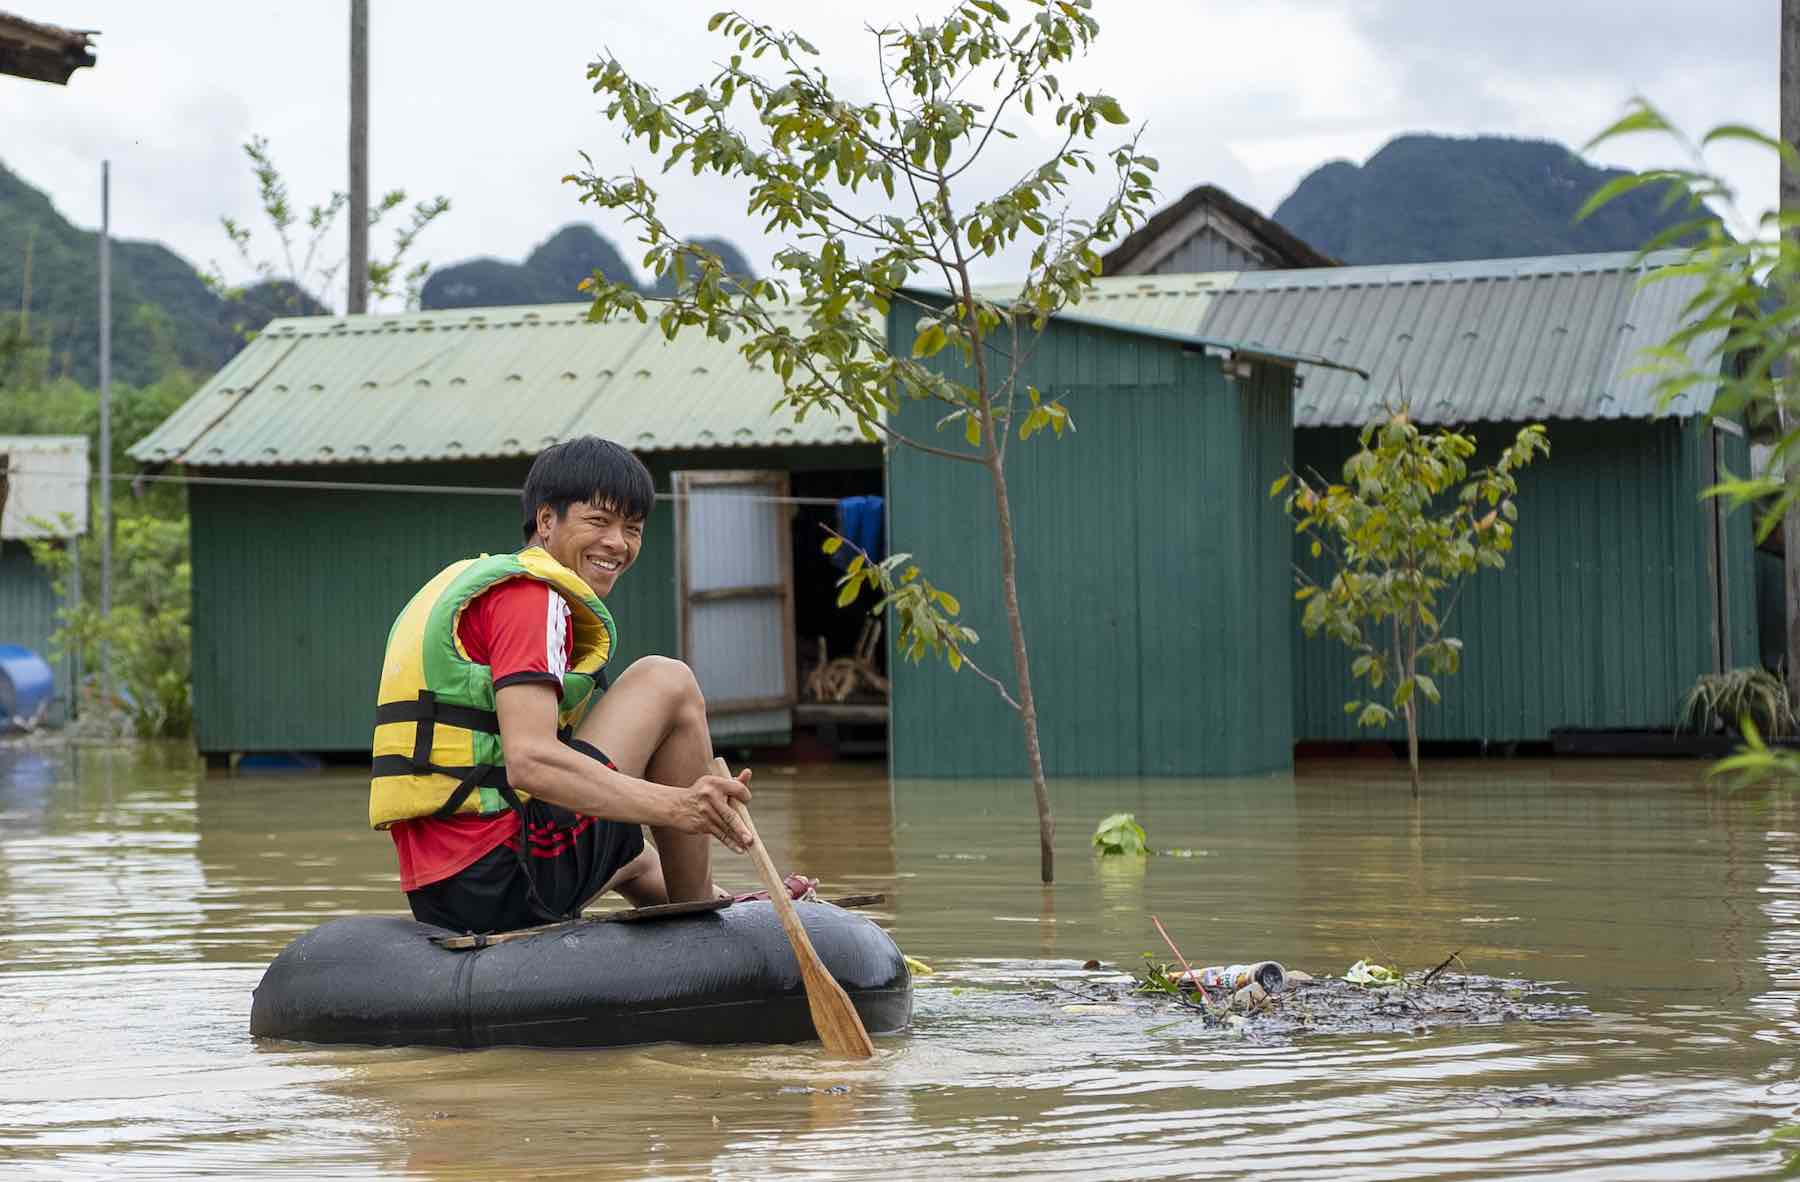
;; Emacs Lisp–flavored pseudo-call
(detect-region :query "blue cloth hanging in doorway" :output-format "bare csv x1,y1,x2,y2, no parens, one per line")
833,495,885,570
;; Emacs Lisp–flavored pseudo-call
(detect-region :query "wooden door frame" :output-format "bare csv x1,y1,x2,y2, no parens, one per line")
673,469,797,717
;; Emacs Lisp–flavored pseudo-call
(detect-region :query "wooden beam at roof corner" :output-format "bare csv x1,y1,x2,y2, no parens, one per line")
0,11,98,85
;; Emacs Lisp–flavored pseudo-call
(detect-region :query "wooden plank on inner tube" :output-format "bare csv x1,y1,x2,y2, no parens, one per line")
601,896,733,923
429,893,886,950
430,897,728,949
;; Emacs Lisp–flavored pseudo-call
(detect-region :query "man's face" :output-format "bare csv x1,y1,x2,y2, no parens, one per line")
536,499,643,598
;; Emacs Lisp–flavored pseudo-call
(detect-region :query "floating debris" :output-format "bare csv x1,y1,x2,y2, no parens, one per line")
1023,961,1584,1039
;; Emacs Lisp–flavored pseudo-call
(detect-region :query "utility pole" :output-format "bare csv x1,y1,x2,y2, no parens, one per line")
347,0,369,314
1781,0,1800,704
98,160,112,702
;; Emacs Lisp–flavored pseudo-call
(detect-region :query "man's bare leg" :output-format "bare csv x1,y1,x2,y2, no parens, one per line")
573,656,722,903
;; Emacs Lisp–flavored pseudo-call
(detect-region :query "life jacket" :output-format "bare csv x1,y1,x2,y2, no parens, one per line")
369,546,617,830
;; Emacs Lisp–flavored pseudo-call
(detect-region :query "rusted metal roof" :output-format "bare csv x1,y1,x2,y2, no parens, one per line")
128,303,869,468
1066,250,1726,426
0,11,96,84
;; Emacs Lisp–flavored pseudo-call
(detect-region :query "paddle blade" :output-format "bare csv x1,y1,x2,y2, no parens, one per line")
801,958,877,1059
713,757,876,1059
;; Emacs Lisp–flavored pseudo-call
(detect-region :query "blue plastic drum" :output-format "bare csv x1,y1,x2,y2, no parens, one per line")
0,645,55,729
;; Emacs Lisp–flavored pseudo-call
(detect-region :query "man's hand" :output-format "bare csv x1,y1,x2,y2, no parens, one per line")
665,769,754,854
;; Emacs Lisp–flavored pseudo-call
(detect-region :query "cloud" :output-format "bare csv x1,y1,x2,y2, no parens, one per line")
0,0,1778,297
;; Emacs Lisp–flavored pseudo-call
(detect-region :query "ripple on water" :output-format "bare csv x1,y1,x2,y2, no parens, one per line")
3,757,1800,1177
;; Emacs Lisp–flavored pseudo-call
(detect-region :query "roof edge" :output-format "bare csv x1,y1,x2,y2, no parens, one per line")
897,285,1368,379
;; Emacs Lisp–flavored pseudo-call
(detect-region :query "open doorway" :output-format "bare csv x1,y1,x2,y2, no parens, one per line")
790,467,888,758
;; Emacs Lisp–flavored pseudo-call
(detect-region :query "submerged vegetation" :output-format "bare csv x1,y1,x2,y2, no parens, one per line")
1276,410,1548,793
1091,813,1147,857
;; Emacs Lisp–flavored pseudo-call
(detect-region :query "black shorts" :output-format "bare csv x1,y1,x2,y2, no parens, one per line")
405,738,646,935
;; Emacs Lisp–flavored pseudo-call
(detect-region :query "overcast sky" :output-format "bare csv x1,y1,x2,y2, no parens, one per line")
3,1,1779,310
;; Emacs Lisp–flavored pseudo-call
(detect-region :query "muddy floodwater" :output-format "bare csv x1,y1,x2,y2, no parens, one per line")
3,746,1799,1179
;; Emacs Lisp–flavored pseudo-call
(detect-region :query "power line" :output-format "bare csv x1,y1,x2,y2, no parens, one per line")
2,465,849,507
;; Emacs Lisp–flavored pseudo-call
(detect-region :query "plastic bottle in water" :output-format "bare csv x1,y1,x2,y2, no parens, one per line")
1183,960,1286,996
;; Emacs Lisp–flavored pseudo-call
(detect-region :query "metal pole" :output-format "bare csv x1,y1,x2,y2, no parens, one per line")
1783,0,1800,699
347,0,369,314
68,539,81,719
98,160,112,704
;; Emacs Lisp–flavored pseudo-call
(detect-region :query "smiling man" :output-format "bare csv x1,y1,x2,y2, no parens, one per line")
368,436,755,934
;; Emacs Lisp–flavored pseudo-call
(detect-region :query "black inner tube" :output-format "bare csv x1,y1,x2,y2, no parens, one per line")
250,901,912,1049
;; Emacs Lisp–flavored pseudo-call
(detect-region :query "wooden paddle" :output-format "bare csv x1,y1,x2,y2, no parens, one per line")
713,755,875,1059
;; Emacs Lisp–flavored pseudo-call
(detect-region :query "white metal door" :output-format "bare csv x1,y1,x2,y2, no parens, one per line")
674,470,796,740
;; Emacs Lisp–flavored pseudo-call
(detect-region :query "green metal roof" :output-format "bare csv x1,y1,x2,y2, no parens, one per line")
128,303,867,468
1059,250,1727,426
968,278,1367,378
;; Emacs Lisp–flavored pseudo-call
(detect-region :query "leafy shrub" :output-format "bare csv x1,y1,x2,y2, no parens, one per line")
1092,812,1148,857
1680,667,1795,739
28,513,192,738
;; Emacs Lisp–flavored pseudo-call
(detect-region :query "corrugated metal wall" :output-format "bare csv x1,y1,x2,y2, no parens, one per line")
1757,548,1785,670
1714,424,1759,672
0,541,59,657
885,306,1295,777
1291,418,1758,742
189,447,875,752
1144,226,1267,276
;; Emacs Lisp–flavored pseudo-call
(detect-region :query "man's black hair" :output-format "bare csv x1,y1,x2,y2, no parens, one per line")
521,436,655,541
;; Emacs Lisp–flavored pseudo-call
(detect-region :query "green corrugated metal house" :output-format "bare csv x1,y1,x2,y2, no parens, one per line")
887,295,1334,777
130,300,1319,776
1060,250,1755,744
1,436,88,719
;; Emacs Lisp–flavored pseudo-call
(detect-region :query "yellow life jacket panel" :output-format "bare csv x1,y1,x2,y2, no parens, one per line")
369,547,616,829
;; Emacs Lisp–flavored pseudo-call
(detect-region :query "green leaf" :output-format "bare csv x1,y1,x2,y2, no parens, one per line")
1582,102,1672,153
1415,674,1440,704
822,536,843,555
1699,123,1784,153
1091,812,1148,857
1269,473,1291,497
912,323,947,358
1577,172,1658,222
964,412,982,447
836,579,861,608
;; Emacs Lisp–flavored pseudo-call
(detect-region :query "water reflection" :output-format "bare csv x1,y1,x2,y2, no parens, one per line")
3,749,1800,1177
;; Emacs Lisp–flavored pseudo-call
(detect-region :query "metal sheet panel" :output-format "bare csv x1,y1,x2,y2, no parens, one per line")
130,304,866,468
1043,252,1728,428
1203,251,1725,427
0,541,58,654
0,436,89,539
1150,227,1267,276
885,301,1295,777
